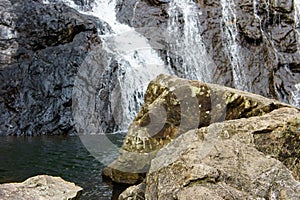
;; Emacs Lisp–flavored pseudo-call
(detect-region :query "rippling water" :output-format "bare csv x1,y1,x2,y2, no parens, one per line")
0,134,126,199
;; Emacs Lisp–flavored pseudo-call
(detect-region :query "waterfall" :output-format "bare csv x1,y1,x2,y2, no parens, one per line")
88,0,173,131
44,0,172,133
253,0,279,58
167,0,213,83
221,0,248,91
293,0,300,107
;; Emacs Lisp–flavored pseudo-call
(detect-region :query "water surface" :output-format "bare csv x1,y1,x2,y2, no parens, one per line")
0,135,125,199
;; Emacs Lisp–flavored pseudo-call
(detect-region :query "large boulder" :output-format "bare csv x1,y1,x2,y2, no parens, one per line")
144,107,300,199
0,175,82,200
102,74,296,184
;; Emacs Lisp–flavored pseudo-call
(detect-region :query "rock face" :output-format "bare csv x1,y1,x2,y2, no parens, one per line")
116,0,300,106
103,74,297,184
0,175,82,200
0,0,109,135
114,75,300,199
1,0,300,136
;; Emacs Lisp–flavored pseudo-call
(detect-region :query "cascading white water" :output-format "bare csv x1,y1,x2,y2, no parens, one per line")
44,0,172,132
41,0,300,121
253,0,279,56
291,83,300,107
292,0,300,107
221,0,248,91
89,1,173,130
295,0,300,35
167,0,213,83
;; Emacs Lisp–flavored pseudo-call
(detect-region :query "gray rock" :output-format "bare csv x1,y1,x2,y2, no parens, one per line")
0,0,112,135
0,175,82,200
116,0,300,105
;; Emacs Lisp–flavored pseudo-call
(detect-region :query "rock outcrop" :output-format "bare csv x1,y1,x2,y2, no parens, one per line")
116,0,300,106
0,0,109,135
102,74,298,184
1,0,300,136
113,75,300,199
1,0,300,137
0,175,82,200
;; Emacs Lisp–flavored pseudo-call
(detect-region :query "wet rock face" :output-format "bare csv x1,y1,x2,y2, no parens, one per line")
116,0,170,59
102,74,295,184
1,0,299,137
72,0,95,7
0,0,104,135
235,0,300,102
116,0,300,105
14,2,98,51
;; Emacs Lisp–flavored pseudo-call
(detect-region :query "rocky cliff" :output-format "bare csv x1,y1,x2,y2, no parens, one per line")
0,0,110,135
0,0,299,136
117,0,300,105
108,74,300,199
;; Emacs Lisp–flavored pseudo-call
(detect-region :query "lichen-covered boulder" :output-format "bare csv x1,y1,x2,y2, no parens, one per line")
103,74,295,184
0,175,83,200
145,107,300,199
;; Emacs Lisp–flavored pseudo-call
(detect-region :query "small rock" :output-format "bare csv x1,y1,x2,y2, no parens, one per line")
118,182,146,200
0,175,83,200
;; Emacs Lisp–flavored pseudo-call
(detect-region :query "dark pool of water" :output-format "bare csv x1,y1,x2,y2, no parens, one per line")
0,134,126,200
